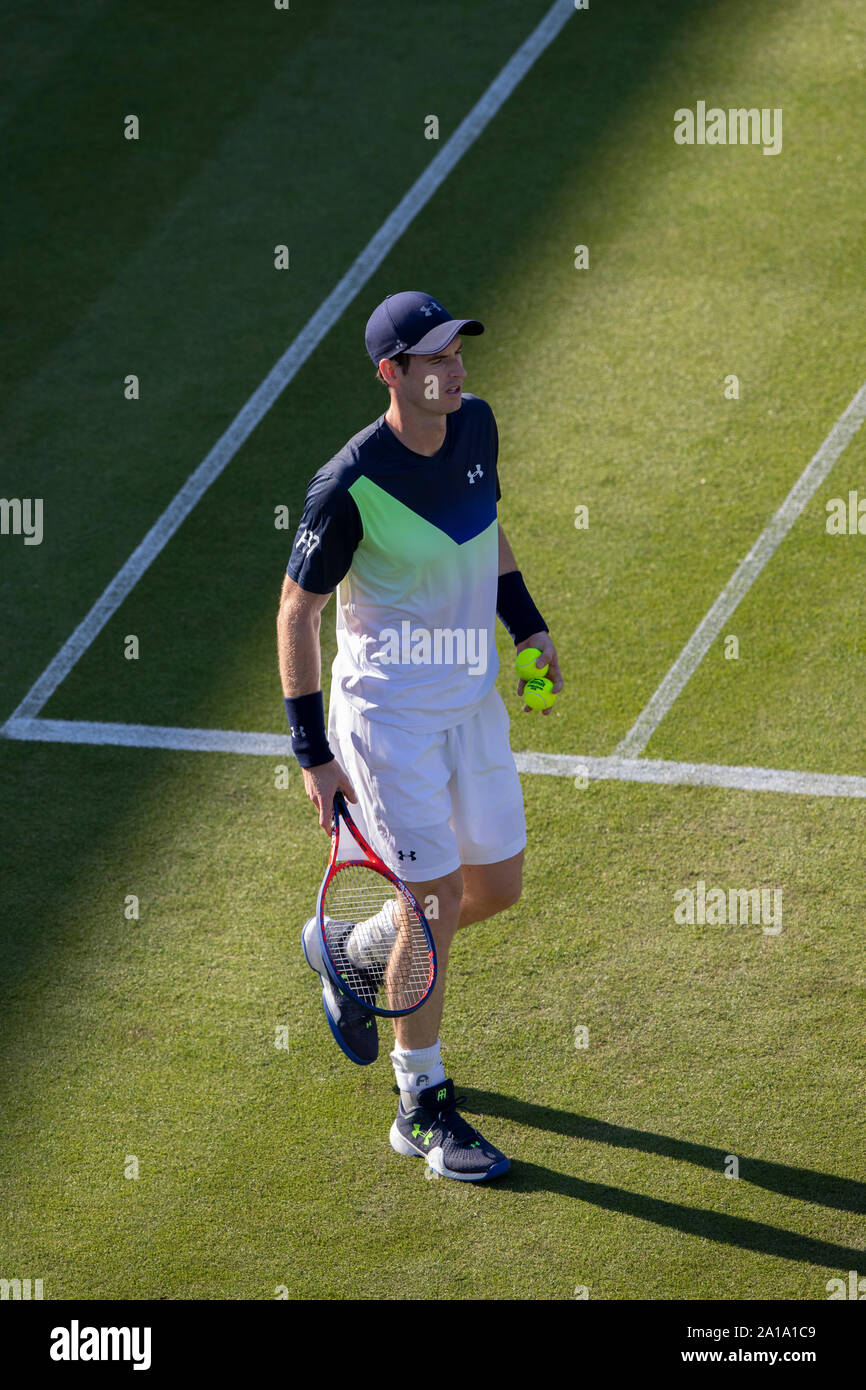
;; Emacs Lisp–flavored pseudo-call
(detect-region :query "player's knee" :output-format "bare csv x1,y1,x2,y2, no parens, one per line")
503,878,523,912
485,861,523,916
427,870,463,935
484,881,522,917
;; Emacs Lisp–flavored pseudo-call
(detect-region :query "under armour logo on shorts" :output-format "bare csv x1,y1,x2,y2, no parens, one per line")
467,465,483,484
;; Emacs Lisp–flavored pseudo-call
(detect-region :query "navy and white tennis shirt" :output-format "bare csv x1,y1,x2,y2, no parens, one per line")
287,392,502,733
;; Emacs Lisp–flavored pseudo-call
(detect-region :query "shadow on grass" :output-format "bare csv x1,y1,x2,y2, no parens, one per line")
465,1091,866,1214
505,1161,864,1272
459,1090,865,1269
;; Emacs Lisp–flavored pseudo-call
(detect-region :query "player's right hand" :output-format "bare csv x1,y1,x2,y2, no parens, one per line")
302,758,358,832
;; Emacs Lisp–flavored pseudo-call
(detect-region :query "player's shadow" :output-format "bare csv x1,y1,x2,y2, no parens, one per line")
459,1090,866,1269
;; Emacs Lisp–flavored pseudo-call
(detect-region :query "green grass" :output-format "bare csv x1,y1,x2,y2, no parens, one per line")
1,0,864,1300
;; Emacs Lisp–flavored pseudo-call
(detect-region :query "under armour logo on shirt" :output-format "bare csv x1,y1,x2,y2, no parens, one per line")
295,527,320,556
467,465,484,484
397,850,417,861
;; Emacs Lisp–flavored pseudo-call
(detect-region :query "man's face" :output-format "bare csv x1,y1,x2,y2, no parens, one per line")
383,336,467,413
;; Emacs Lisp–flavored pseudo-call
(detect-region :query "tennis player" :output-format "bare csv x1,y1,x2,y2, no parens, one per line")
277,290,562,1181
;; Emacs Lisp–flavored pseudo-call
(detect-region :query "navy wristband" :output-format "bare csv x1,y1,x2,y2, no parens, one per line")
496,570,548,646
284,691,334,769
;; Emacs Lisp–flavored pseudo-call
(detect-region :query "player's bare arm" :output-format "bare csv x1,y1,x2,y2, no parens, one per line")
277,574,357,828
497,522,563,712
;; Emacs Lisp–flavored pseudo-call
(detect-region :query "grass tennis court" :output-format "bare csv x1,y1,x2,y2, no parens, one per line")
2,0,864,1300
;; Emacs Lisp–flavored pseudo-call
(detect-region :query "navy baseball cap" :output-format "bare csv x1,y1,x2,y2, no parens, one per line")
365,290,484,367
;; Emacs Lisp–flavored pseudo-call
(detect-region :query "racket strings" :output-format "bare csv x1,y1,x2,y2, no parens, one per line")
322,863,432,1012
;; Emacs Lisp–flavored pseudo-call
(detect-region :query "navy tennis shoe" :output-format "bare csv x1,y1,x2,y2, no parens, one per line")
301,916,378,1065
389,1078,510,1181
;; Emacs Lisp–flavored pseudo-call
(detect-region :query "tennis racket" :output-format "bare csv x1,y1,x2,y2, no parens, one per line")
314,790,437,1017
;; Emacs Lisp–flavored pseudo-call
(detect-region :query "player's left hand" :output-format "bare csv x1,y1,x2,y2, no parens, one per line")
516,631,563,715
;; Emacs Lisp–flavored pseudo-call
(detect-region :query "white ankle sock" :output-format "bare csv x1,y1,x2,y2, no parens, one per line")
345,898,398,971
390,1040,445,1111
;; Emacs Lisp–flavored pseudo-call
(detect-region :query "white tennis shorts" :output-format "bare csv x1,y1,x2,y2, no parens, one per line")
327,685,527,882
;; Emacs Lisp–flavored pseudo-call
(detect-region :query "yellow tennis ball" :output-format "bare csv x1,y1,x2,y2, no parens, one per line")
515,647,549,680
523,676,556,710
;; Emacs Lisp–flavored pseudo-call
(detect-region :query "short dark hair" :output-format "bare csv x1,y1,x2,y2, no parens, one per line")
376,351,412,387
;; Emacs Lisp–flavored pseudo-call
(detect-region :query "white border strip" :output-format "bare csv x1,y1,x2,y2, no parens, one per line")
5,717,865,797
2,0,574,732
615,381,866,758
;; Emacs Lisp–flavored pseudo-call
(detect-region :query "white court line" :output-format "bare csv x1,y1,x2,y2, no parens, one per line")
514,750,866,799
5,718,866,797
615,381,866,759
2,0,575,732
3,718,294,757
